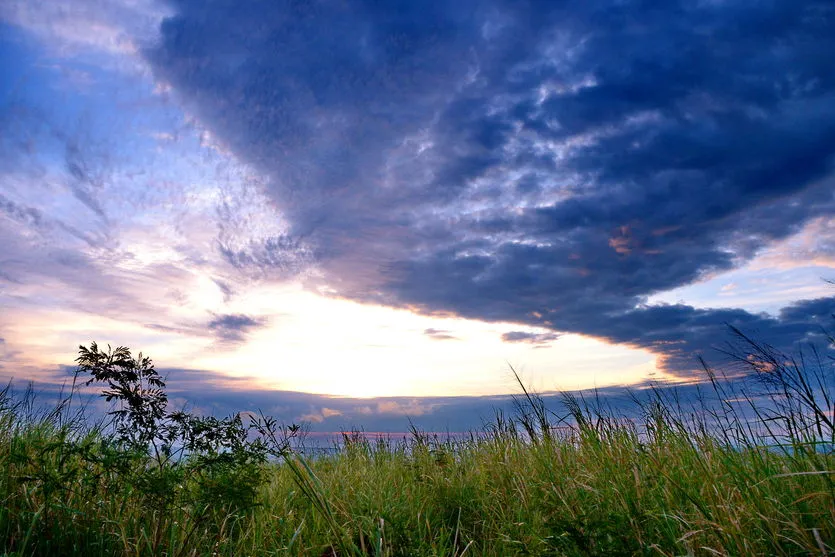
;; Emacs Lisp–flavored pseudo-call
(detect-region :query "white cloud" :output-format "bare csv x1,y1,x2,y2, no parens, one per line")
1,0,170,73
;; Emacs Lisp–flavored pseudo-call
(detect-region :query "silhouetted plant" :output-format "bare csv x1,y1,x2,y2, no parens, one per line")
508,364,555,444
721,323,834,453
73,342,306,554
76,342,167,451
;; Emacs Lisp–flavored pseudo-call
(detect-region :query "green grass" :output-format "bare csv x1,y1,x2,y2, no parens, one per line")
0,331,833,556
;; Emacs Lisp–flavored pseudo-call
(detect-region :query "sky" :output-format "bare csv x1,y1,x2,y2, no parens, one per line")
1,0,834,433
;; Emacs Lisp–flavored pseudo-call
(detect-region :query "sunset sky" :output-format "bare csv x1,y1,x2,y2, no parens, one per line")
1,0,833,432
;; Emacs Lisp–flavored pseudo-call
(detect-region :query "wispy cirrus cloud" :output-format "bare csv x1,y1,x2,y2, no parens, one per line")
1,0,169,67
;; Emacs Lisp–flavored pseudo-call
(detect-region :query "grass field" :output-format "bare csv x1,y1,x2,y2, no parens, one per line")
0,330,832,556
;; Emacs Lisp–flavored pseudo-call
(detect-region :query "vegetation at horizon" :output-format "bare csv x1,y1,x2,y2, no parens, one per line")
0,324,832,556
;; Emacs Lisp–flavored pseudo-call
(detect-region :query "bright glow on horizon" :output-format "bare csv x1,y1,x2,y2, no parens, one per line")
191,283,661,397
2,278,660,398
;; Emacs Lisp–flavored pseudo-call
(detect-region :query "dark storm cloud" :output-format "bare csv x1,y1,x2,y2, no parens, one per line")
148,0,835,376
206,313,266,344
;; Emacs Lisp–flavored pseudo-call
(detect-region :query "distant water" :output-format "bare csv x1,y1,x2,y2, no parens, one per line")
293,430,479,459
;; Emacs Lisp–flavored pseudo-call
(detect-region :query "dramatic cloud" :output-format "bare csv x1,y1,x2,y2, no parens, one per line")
144,0,835,377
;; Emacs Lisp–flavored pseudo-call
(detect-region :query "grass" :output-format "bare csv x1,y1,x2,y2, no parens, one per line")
0,328,832,556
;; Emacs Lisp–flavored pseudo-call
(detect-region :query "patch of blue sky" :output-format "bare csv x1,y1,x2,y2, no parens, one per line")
649,265,834,316
1,27,237,245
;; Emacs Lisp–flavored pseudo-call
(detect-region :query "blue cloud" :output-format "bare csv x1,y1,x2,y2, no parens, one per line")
142,0,835,376
206,313,266,344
